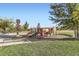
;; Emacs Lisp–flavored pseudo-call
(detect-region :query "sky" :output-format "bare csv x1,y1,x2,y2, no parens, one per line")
0,3,55,28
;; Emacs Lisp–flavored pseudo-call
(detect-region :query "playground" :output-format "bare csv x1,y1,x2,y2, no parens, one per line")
0,19,76,56
25,23,73,39
0,3,78,56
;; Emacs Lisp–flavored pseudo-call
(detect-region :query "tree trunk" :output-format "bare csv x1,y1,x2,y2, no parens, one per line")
74,29,77,38
74,26,79,39
77,25,79,39
75,21,79,39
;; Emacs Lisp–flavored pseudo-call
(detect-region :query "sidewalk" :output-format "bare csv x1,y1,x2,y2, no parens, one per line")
0,41,32,46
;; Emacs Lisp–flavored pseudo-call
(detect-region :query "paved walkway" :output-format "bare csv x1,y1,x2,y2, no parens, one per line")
0,41,32,46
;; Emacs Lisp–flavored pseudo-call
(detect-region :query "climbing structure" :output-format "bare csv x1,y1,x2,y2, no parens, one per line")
27,23,54,38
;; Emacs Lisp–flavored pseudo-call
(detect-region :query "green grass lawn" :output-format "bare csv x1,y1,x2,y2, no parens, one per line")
57,30,74,37
0,40,79,56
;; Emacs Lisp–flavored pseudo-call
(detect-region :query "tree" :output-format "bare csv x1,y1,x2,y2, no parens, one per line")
0,18,14,33
23,21,29,31
64,4,79,38
16,19,21,35
49,4,68,27
49,3,79,38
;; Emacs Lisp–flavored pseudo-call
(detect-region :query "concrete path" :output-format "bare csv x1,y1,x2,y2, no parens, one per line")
0,41,32,46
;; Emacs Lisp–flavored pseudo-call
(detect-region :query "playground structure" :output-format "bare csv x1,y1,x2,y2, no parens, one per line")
36,27,53,37
26,23,56,38
27,27,55,38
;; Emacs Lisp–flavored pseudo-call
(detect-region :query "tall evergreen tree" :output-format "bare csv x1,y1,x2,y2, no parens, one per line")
49,3,79,38
23,21,29,31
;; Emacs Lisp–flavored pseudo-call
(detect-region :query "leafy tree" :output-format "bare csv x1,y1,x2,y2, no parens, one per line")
0,18,14,33
49,3,79,38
